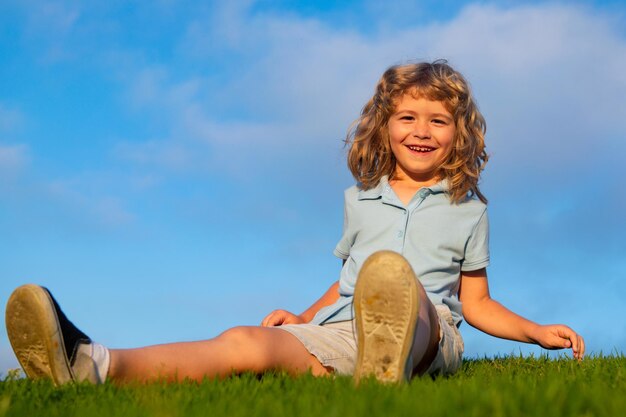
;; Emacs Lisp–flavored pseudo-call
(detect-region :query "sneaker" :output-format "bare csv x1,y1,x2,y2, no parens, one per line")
5,284,92,385
353,251,420,383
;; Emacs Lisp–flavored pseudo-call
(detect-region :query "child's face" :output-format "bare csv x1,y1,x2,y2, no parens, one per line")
387,93,455,185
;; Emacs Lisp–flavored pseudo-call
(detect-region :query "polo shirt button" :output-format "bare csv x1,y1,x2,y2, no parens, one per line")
397,231,404,238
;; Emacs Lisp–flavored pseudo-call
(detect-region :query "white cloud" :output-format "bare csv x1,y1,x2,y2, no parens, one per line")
430,4,626,134
115,2,626,187
0,105,24,132
45,177,135,228
36,1,80,33
18,0,82,63
104,2,626,274
91,197,135,226
11,2,626,183
0,143,29,175
114,140,202,172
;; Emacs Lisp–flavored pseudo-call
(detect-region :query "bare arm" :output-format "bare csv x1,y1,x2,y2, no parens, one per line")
459,268,585,360
261,281,340,326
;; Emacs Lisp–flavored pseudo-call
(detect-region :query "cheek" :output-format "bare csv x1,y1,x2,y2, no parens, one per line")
386,124,396,140
442,129,456,149
441,136,456,159
434,130,455,161
387,124,406,143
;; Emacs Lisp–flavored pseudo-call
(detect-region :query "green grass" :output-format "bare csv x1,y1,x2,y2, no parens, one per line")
1,355,624,417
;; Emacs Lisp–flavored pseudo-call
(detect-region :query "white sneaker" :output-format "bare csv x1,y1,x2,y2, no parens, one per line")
353,251,420,383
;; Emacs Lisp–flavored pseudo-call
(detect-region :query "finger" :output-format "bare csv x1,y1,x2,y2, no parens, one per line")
575,335,586,360
271,314,286,327
580,336,586,359
556,326,576,349
557,332,572,349
283,315,301,325
572,334,580,356
261,311,280,327
563,329,584,360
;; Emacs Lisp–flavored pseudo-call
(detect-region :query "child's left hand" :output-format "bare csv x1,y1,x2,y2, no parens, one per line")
531,324,586,360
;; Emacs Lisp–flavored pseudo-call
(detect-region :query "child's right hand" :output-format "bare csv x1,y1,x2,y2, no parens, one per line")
261,309,306,327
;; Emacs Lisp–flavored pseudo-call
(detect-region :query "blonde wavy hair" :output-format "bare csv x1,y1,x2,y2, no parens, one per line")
346,60,488,204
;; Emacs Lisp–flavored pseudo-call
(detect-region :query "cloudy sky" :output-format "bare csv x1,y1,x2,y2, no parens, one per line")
1,0,625,374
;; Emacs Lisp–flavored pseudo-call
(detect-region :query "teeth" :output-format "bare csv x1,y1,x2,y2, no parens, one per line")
408,145,434,152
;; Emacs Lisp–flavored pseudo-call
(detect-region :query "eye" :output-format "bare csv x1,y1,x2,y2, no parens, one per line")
432,118,448,125
399,115,414,121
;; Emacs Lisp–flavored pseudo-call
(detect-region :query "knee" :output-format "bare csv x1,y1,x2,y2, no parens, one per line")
218,326,257,346
216,326,272,370
217,326,272,358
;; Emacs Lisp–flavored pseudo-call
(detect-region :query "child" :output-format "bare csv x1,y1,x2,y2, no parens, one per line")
5,60,585,385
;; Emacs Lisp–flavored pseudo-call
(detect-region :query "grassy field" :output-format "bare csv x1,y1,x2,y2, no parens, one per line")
0,355,624,417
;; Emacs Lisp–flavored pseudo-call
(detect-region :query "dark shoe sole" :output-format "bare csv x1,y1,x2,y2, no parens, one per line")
5,284,73,385
353,251,419,383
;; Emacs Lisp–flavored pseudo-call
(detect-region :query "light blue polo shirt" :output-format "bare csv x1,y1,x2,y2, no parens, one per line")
310,176,489,327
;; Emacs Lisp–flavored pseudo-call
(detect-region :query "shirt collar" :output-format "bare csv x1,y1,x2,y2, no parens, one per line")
357,176,449,201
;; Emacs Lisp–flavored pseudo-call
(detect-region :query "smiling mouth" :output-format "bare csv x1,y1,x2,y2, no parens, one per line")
406,145,436,153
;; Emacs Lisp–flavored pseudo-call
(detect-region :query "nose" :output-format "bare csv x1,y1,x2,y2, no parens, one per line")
412,121,431,139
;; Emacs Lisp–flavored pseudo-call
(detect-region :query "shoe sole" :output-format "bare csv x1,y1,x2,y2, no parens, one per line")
353,251,419,383
5,284,73,385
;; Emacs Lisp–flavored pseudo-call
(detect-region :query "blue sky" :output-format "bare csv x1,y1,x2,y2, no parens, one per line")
1,0,625,374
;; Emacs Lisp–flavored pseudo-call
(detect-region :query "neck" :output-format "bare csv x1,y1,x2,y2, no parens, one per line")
388,174,441,206
389,171,440,190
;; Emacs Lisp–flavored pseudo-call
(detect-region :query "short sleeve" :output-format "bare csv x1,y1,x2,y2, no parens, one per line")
333,189,354,259
461,207,490,271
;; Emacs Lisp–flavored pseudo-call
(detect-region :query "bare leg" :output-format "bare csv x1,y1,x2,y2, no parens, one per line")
109,326,329,383
410,283,440,376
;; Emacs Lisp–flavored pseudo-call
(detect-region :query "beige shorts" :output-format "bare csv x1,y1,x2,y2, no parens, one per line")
279,304,464,377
